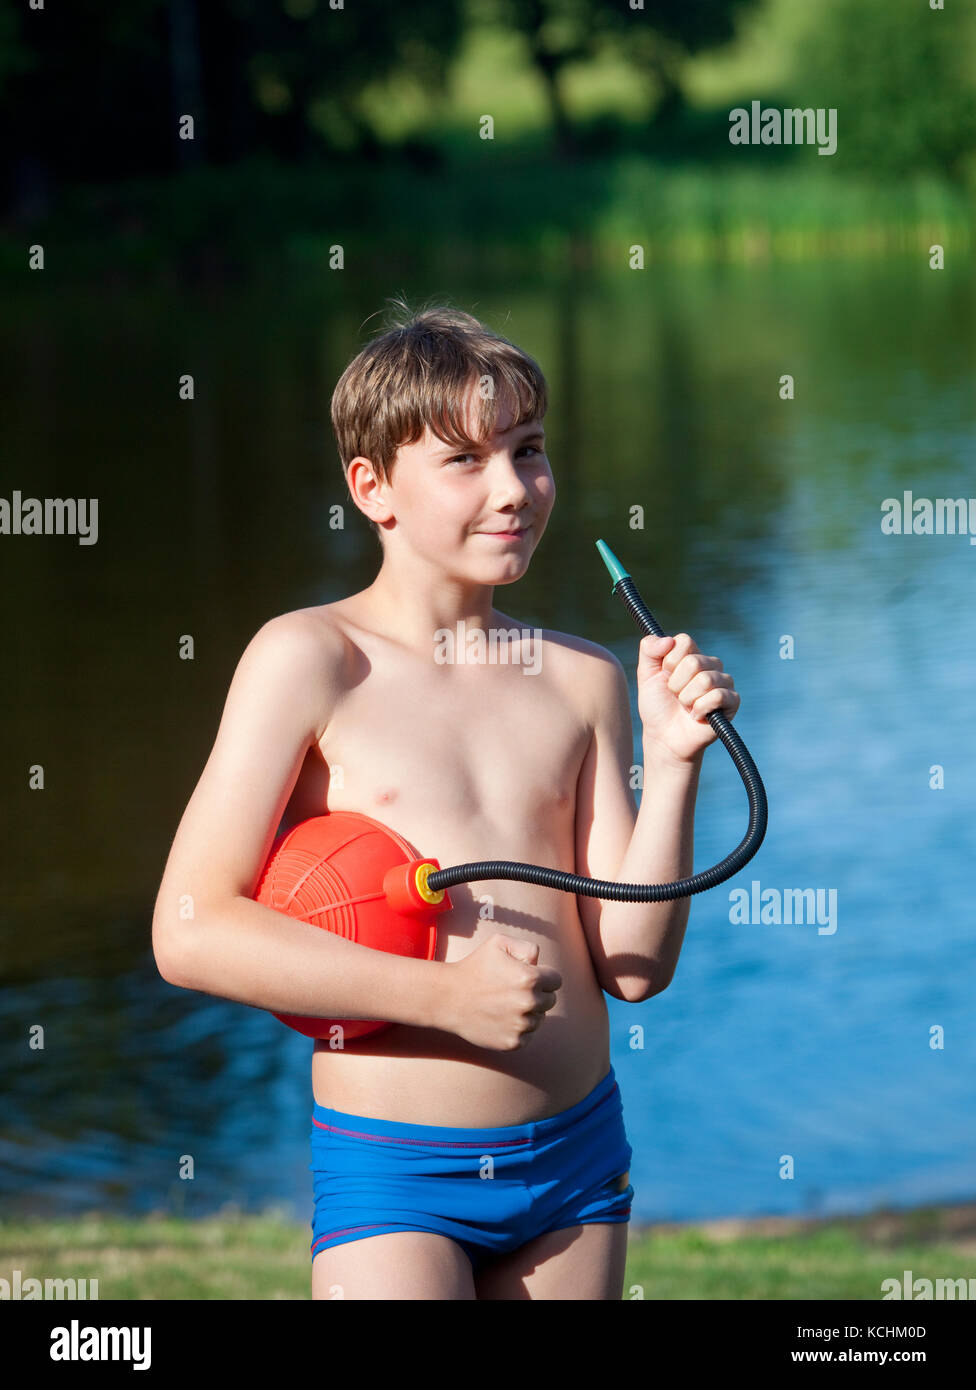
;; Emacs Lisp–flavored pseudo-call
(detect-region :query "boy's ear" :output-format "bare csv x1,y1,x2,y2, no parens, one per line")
346,455,393,526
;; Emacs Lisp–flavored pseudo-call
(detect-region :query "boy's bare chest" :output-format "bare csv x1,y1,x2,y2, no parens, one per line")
285,653,591,836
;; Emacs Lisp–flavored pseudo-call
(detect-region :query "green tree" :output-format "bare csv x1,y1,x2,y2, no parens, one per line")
0,0,30,95
0,0,468,197
790,0,976,179
490,0,760,156
219,0,466,164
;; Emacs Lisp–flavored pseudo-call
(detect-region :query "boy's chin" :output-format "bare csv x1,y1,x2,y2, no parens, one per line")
470,554,532,583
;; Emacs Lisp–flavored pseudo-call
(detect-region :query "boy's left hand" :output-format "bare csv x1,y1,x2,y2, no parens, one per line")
636,632,740,766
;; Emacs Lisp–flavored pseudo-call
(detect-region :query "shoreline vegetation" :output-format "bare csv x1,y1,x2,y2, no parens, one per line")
2,154,971,282
2,0,973,284
2,1198,975,1299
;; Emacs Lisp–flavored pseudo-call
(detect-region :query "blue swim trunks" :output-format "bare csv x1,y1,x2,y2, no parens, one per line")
309,1066,633,1272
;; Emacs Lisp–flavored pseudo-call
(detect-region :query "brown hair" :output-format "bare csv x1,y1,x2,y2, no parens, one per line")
330,296,548,537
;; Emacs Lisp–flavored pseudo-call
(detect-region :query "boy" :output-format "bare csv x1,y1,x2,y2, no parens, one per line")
151,301,740,1300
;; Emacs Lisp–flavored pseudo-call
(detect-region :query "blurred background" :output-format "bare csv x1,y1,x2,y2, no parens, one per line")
1,0,974,1236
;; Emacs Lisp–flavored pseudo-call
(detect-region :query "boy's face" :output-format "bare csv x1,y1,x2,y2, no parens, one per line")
370,381,554,584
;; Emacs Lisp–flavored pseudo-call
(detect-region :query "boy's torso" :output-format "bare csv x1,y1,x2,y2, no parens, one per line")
284,595,616,1127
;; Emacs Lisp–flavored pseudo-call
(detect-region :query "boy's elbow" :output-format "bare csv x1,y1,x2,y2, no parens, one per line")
152,937,187,989
614,971,673,1003
151,913,194,989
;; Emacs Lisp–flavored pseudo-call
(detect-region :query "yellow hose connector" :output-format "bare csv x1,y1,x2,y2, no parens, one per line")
415,861,445,905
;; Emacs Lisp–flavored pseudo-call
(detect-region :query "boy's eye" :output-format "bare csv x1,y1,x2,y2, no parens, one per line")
448,445,542,465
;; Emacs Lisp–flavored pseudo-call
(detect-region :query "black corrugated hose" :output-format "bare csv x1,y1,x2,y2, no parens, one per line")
425,548,768,903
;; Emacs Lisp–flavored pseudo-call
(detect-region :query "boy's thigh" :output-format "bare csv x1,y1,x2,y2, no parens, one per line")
311,1231,477,1301
474,1221,630,1301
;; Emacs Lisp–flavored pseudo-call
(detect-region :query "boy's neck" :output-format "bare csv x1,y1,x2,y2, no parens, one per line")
359,559,500,650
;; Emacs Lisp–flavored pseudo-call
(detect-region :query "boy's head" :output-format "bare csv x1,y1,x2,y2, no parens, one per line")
330,299,554,580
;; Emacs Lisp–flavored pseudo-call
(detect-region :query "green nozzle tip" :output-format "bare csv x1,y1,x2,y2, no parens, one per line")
595,539,630,587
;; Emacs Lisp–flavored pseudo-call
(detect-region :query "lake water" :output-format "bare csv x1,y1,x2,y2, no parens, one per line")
2,257,973,1228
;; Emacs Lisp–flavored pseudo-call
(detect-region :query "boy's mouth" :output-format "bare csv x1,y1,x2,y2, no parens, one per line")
476,524,531,538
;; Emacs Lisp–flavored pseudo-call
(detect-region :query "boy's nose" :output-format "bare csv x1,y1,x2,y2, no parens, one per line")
486,456,532,506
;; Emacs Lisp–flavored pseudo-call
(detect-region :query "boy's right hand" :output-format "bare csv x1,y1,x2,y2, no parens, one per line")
440,934,562,1051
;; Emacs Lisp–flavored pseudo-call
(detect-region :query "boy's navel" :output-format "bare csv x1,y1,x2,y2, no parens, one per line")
374,787,399,806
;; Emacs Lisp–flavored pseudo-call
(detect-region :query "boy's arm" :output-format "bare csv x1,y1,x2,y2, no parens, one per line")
151,612,451,1029
574,649,702,1003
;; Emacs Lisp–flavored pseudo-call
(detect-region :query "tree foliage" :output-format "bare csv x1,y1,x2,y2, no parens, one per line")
789,0,976,179
493,0,762,151
1,0,467,184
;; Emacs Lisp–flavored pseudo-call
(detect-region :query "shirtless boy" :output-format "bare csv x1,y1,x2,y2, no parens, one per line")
151,303,740,1300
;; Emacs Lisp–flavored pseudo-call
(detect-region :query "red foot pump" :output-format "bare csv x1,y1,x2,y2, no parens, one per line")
253,811,452,1040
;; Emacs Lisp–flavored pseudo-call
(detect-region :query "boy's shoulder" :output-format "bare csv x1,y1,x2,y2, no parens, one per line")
497,610,625,673
496,611,628,718
241,605,353,692
248,604,348,655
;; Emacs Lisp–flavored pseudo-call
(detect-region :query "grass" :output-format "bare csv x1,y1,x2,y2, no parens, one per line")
2,1201,975,1300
